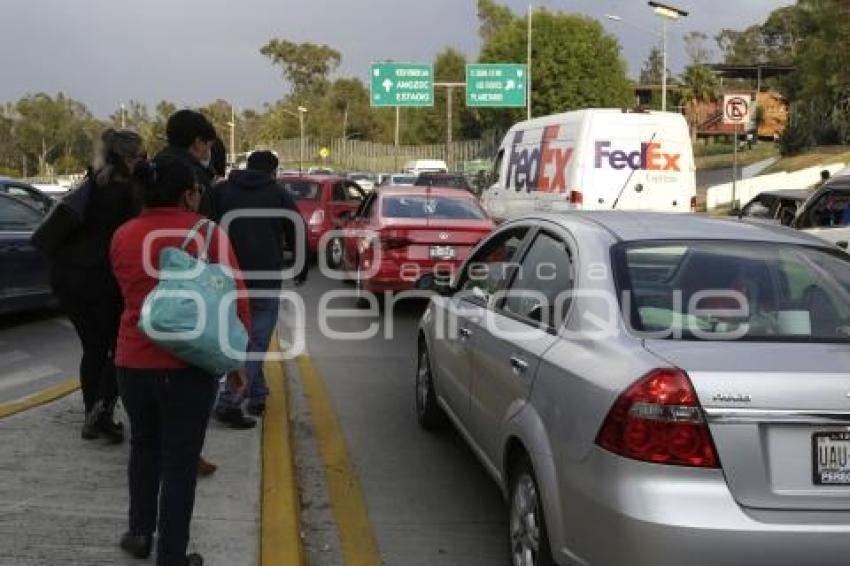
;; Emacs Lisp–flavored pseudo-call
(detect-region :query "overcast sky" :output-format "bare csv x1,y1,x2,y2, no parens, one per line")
0,0,792,117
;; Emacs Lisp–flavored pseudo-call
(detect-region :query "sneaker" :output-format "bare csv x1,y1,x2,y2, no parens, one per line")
95,413,124,444
215,407,256,430
198,456,218,477
81,418,99,440
245,402,266,417
119,532,153,559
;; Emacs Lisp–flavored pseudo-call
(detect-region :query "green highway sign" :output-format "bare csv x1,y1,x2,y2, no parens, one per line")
466,64,527,108
370,63,434,107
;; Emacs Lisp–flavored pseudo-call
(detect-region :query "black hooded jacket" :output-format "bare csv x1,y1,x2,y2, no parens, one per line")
155,145,214,193
201,169,306,289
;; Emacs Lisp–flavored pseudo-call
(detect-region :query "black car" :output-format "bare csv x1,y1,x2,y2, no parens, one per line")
413,172,475,194
732,189,811,226
0,193,52,314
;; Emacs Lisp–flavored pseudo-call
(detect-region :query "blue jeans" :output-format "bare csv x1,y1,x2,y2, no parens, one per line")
216,296,279,411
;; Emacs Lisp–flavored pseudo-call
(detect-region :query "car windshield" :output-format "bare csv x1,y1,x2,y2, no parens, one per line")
382,195,486,220
392,176,416,185
283,181,320,200
617,240,850,342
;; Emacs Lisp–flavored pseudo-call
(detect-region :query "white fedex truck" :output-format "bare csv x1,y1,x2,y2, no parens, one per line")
481,109,696,220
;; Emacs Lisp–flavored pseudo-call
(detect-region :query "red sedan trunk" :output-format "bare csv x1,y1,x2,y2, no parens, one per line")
344,187,495,293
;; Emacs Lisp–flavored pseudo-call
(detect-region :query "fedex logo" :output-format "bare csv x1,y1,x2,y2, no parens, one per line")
507,126,574,193
595,141,681,172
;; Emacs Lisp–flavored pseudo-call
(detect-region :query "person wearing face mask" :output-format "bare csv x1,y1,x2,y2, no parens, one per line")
47,128,146,442
111,155,251,566
156,110,218,194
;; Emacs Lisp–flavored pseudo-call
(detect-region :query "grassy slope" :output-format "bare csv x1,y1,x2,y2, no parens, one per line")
762,146,850,174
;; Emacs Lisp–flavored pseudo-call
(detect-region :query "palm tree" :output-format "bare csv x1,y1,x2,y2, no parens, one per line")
680,65,719,142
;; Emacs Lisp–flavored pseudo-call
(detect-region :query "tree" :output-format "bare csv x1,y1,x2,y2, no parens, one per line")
13,93,98,175
683,31,714,66
260,39,341,102
477,0,514,42
680,65,719,141
639,46,665,85
716,26,764,64
403,48,482,144
477,4,633,133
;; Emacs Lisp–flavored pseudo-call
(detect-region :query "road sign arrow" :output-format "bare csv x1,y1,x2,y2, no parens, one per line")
505,79,516,91
382,78,394,93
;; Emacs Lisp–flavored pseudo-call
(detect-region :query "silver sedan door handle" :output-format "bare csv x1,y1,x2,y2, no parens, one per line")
510,356,529,375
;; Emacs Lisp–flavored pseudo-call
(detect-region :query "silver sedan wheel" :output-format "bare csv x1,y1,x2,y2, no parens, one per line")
416,349,430,415
510,473,541,566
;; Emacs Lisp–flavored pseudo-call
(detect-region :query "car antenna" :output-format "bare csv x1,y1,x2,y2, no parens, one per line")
612,131,657,210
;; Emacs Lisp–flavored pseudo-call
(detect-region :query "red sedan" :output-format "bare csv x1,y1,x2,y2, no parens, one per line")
339,186,495,296
281,175,367,260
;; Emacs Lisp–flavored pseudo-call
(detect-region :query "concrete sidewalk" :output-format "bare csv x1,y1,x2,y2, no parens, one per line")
0,390,261,566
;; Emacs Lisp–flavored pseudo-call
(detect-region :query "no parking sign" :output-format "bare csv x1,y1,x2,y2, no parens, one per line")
723,94,751,125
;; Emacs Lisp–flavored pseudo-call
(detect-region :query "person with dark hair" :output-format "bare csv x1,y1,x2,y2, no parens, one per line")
48,128,146,442
111,154,251,566
202,150,307,426
158,109,218,193
209,137,227,182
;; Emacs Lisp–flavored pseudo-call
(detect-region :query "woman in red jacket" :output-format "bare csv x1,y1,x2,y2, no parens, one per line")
111,155,251,566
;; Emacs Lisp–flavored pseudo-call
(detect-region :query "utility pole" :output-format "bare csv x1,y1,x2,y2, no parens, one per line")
434,82,466,171
394,107,401,172
121,103,126,129
447,85,453,170
661,18,668,112
525,4,534,120
228,104,236,168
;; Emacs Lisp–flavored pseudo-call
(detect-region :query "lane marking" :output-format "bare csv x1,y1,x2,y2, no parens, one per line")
0,377,79,419
0,364,62,392
261,337,305,566
296,354,381,566
0,351,31,367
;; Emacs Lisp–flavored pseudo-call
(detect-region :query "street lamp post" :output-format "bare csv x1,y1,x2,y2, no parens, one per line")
648,2,688,112
226,104,236,168
282,106,309,172
606,2,687,113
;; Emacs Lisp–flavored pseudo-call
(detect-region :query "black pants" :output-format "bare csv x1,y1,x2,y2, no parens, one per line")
117,367,217,566
51,265,122,412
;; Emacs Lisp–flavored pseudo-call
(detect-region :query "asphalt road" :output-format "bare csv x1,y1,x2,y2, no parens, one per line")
288,269,508,565
0,308,80,403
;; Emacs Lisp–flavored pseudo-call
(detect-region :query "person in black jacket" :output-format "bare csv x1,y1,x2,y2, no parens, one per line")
156,110,217,194
49,128,146,442
202,151,307,427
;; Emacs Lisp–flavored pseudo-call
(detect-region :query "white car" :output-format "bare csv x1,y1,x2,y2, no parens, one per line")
347,172,376,192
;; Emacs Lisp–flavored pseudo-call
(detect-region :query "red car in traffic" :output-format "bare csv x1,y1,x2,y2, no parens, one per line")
281,175,367,259
337,186,495,295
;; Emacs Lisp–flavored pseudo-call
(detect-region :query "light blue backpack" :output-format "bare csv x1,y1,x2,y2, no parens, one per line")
138,219,249,375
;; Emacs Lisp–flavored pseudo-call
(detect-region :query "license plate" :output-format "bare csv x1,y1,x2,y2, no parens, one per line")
813,432,850,485
430,245,456,259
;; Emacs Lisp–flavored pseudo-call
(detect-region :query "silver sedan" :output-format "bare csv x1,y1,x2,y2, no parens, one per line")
416,211,850,566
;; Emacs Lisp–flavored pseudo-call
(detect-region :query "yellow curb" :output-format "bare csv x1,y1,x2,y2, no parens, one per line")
0,378,80,420
296,354,381,566
261,338,305,566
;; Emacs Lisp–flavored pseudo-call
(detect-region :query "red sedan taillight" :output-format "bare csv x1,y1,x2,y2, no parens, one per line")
379,233,412,250
595,369,719,468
